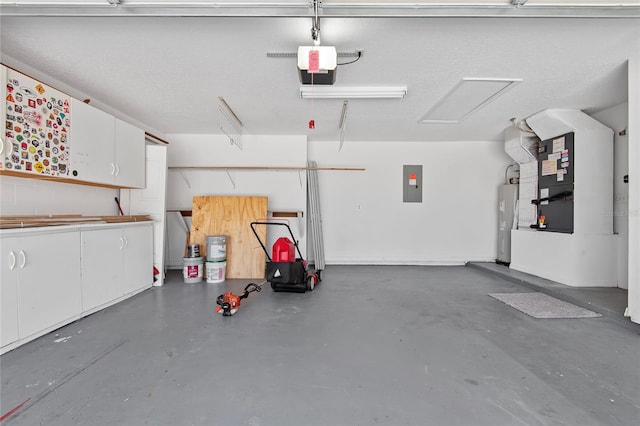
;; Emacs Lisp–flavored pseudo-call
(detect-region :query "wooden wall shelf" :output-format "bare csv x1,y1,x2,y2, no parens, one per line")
168,166,365,171
0,170,140,190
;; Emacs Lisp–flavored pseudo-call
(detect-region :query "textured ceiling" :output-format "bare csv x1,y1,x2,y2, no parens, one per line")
0,6,638,142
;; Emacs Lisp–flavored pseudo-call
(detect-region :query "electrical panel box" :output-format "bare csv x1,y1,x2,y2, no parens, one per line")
403,165,422,203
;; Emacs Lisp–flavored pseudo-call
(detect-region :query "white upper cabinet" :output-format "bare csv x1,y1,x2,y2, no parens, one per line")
2,65,73,177
115,118,145,188
0,65,7,168
69,99,145,188
70,99,115,184
2,66,145,187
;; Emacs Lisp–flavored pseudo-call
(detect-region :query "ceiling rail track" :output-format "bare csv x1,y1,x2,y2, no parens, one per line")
1,2,638,18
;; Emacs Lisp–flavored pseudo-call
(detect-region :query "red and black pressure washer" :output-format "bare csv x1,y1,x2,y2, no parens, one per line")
215,221,321,316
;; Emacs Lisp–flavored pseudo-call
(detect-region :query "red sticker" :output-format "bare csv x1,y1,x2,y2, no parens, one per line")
308,50,320,73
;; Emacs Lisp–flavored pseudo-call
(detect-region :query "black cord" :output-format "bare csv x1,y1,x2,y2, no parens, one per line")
338,52,362,66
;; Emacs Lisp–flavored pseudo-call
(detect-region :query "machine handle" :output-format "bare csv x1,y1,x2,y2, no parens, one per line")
250,221,304,262
531,190,573,205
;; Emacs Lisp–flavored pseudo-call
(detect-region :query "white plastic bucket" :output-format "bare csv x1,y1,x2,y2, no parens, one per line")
206,261,227,284
182,257,203,283
206,235,227,262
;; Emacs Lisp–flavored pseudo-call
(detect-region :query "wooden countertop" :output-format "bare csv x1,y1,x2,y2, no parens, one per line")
0,215,152,229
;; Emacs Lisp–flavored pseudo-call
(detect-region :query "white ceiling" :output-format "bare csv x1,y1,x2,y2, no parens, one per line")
0,1,638,142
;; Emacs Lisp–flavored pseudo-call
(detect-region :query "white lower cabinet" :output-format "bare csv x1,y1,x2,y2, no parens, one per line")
81,224,153,311
1,223,153,354
121,225,153,295
1,231,82,347
81,228,126,311
1,239,20,348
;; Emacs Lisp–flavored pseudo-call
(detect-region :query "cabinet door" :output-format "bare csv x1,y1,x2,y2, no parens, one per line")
70,99,115,184
115,118,145,188
122,225,153,295
1,65,8,170
1,237,20,347
3,66,73,178
17,232,82,339
80,228,124,311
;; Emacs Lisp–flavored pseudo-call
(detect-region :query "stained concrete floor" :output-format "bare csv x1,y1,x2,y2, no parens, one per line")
1,265,639,426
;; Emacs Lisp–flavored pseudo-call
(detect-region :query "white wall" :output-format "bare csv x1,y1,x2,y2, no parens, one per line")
627,57,639,324
591,102,629,289
0,176,119,216
165,134,308,257
308,140,510,264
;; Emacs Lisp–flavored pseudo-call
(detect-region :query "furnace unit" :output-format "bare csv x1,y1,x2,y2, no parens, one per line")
534,131,575,233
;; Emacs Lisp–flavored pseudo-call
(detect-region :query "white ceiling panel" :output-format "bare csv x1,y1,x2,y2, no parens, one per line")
0,5,638,142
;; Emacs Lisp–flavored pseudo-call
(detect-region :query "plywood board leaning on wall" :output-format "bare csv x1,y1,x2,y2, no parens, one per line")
190,196,268,279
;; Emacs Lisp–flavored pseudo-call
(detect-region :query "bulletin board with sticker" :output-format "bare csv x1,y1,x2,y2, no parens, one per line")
536,131,575,233
3,66,71,176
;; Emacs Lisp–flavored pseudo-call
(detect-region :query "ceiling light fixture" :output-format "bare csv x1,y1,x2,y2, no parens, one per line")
267,52,361,58
300,86,407,99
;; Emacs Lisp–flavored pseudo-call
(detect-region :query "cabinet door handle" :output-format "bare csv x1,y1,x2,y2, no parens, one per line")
123,236,128,249
9,250,16,270
119,237,125,250
110,163,116,176
115,164,120,176
0,137,12,158
19,250,26,268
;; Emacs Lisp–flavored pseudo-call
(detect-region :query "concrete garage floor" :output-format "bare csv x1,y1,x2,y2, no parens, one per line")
1,265,639,426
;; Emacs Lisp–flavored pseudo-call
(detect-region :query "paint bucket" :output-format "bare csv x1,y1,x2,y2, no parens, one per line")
186,243,200,258
206,261,227,284
182,257,203,283
206,235,227,262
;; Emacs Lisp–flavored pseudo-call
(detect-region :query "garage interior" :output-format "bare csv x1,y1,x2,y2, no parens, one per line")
1,1,639,425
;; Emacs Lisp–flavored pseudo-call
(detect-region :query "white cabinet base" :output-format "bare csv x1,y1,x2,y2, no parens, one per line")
1,222,153,355
511,229,618,287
